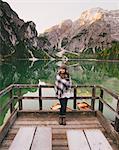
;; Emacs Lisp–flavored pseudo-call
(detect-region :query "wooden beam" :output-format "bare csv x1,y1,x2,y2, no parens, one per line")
10,89,14,114
99,89,104,113
96,111,119,146
0,97,14,115
115,101,119,132
91,86,96,110
39,86,42,110
0,109,17,144
99,97,119,119
21,96,99,100
14,84,94,89
17,110,96,118
17,88,22,110
73,87,77,109
97,86,119,101
14,84,39,88
0,84,13,97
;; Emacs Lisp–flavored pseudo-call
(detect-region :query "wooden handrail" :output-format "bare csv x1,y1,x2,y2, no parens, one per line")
0,84,118,112
20,96,99,100
0,84,14,97
13,84,94,88
0,97,14,114
12,84,119,100
97,85,119,101
99,97,119,120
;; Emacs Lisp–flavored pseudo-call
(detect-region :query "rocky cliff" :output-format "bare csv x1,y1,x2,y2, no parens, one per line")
44,8,119,54
0,0,40,58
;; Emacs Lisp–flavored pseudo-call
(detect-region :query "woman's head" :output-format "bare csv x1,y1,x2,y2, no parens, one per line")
59,64,67,73
58,64,69,79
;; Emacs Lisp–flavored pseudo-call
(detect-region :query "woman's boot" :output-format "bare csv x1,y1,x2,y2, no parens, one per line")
62,116,66,125
59,115,63,125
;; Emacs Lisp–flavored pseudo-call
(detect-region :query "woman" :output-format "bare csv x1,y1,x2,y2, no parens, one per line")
55,64,72,125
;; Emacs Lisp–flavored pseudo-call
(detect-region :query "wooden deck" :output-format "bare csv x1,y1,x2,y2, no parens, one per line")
0,111,119,150
0,84,119,149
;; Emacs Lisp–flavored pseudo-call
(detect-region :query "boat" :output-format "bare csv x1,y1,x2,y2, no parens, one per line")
51,102,72,111
77,102,91,110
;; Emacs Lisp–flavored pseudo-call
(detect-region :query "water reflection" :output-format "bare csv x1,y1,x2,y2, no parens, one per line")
0,60,119,92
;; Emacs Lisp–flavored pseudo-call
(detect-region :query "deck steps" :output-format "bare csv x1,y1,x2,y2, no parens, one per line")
52,147,68,150
3,134,16,140
13,117,102,128
53,139,68,146
0,139,12,147
52,133,68,150
52,133,66,139
0,147,9,150
0,113,118,150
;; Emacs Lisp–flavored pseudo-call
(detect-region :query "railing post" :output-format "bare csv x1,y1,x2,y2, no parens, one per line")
73,87,77,109
114,99,119,132
18,88,22,110
91,85,96,110
10,89,13,113
99,89,104,113
39,86,42,110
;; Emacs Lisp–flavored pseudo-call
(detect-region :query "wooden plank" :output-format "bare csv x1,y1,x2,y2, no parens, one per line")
17,110,96,118
9,127,36,150
31,127,52,150
16,116,98,121
84,129,113,150
15,119,98,124
12,124,102,130
67,130,90,150
14,120,100,125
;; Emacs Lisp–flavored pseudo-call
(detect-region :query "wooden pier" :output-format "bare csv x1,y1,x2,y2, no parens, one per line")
0,84,119,150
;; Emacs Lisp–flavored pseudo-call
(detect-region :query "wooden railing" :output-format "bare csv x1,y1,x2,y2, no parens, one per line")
0,84,119,132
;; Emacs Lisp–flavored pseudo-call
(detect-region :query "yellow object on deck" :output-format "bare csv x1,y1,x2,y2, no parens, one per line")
51,103,72,111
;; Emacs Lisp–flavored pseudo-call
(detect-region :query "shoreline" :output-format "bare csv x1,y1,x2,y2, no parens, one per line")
1,58,119,63
66,58,119,62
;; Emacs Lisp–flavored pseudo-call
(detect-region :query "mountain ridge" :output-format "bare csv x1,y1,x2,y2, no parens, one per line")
44,7,119,53
0,0,119,59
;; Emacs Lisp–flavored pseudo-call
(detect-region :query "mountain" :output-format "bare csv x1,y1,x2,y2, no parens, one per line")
0,0,49,59
43,8,119,59
0,0,119,59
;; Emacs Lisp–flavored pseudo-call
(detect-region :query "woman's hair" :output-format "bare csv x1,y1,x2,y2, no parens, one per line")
58,64,69,79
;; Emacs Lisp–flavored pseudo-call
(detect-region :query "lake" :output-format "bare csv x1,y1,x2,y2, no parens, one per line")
0,59,119,126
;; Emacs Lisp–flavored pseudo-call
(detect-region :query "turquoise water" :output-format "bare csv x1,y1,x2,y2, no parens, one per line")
1,60,119,93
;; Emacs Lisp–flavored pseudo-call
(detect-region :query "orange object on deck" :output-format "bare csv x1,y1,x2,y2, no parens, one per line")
51,103,72,111
77,102,91,110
